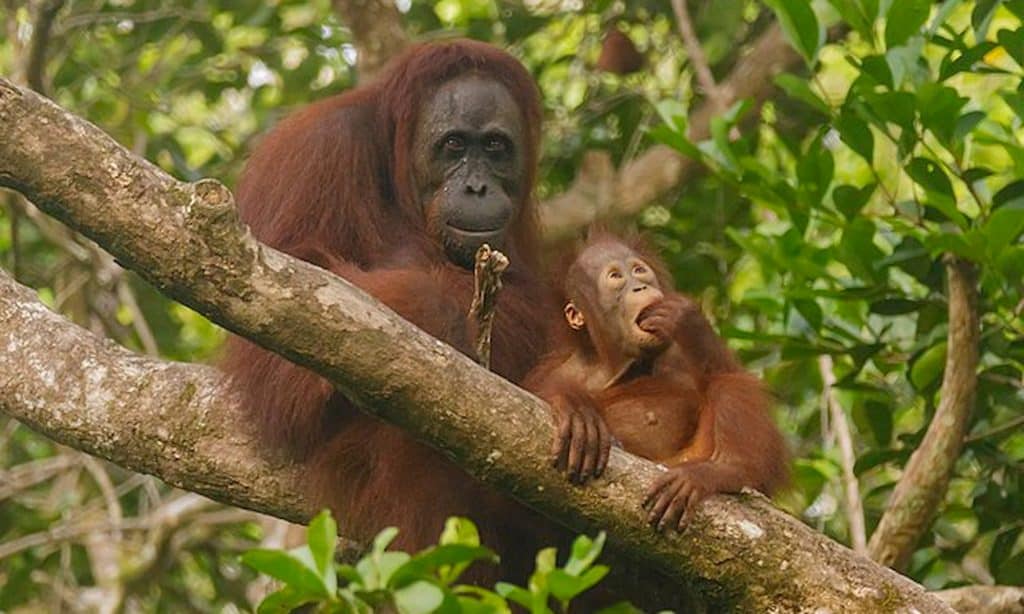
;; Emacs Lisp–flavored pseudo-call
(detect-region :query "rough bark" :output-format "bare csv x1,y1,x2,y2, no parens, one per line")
0,78,954,612
867,258,980,571
933,585,1024,614
539,23,798,240
0,271,311,523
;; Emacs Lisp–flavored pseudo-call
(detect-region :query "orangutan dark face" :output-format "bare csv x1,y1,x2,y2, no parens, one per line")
412,75,527,269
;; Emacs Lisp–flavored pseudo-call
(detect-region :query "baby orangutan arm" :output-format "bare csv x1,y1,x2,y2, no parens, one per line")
639,301,788,531
525,364,613,484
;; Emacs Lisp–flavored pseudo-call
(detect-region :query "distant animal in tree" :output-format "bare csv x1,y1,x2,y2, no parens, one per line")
525,232,788,530
220,39,558,581
596,26,644,75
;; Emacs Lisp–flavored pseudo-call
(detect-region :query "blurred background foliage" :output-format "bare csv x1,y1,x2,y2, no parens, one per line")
0,0,1022,611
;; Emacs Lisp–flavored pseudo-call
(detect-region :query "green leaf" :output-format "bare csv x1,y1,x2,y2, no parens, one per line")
242,549,330,597
392,544,498,587
797,133,835,212
832,183,876,219
869,298,921,315
826,0,875,41
648,124,701,159
953,111,987,143
835,110,874,162
910,342,947,390
357,551,411,590
864,91,916,130
971,0,1000,40
775,73,830,114
982,202,1024,259
917,84,969,145
548,565,609,601
765,0,823,64
256,586,313,614
494,583,536,610
990,527,1022,572
858,55,894,89
993,179,1024,209
863,400,893,446
307,510,338,590
885,0,931,49
393,580,445,614
906,158,954,200
565,532,606,576
440,517,481,547
997,27,1024,68
838,218,884,282
906,157,964,226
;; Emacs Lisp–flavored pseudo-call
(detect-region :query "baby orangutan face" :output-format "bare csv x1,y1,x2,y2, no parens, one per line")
565,241,669,358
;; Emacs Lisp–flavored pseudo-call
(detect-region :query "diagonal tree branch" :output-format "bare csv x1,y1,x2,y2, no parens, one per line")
0,78,952,612
867,257,981,570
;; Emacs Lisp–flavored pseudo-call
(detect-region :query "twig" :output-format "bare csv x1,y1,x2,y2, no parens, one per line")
0,455,76,500
670,0,728,114
818,354,867,553
468,244,508,369
24,0,65,94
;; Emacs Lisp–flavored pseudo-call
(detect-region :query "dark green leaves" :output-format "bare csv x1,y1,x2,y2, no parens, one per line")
835,110,874,162
765,0,824,64
885,0,931,49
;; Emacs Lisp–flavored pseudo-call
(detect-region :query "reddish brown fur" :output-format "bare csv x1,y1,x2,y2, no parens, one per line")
220,40,557,581
526,232,787,528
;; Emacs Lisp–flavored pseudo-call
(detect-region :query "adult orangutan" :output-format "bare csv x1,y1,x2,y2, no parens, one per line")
220,40,555,579
525,232,788,531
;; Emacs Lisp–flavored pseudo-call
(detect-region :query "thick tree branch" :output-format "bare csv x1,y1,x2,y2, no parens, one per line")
0,270,311,523
0,78,952,612
540,23,798,240
868,258,981,570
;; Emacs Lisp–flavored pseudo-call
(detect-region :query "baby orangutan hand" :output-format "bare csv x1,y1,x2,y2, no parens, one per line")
549,394,612,484
643,463,714,532
636,295,696,342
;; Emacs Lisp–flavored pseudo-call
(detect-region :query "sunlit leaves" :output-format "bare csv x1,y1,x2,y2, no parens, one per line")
765,0,824,64
884,0,931,49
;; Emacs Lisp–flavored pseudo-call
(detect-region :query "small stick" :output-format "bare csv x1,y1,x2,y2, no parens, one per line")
469,244,509,369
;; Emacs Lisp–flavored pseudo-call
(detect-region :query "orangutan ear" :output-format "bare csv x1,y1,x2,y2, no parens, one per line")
564,301,586,330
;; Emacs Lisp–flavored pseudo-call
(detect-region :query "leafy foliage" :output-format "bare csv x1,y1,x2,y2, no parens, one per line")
241,512,632,614
650,0,1024,589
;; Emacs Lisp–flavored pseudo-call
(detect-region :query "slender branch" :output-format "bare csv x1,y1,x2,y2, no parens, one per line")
867,257,980,570
670,0,728,113
23,0,65,94
818,355,867,554
0,77,953,612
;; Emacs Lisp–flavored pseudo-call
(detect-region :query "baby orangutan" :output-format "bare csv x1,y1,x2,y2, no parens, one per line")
525,233,787,530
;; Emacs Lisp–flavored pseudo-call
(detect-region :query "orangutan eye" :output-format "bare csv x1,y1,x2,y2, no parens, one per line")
484,135,508,153
608,269,623,280
443,134,466,153
634,264,648,275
